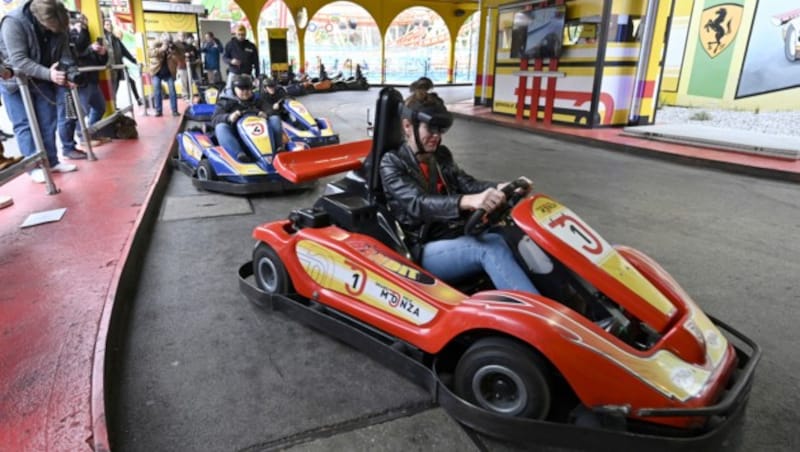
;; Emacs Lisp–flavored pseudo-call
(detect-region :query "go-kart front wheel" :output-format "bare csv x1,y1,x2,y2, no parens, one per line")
196,159,216,181
253,243,291,294
454,337,552,419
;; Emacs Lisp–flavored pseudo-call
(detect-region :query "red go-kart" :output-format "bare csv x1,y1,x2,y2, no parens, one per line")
239,88,759,450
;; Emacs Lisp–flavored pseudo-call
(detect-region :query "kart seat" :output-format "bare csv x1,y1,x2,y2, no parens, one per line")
314,87,411,258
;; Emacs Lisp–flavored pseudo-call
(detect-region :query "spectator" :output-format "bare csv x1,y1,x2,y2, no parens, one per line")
183,34,200,83
104,18,142,106
174,32,190,100
149,32,183,117
0,0,78,183
57,13,109,160
0,60,22,174
200,31,223,84
223,25,258,88
211,74,283,162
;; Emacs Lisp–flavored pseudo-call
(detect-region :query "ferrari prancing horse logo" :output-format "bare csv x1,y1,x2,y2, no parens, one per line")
700,4,743,58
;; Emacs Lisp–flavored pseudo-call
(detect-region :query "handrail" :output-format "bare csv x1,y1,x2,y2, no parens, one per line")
67,62,139,158
0,74,59,194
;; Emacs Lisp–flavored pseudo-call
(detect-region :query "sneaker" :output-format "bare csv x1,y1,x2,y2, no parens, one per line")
51,162,77,173
0,194,12,209
30,168,46,183
155,111,163,117
172,111,180,117
79,139,98,147
64,149,88,160
136,98,143,106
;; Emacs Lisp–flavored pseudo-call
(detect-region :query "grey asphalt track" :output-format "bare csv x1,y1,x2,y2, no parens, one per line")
109,87,799,452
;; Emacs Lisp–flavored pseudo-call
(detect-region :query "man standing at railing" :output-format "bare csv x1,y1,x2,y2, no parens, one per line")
57,12,109,160
0,0,78,183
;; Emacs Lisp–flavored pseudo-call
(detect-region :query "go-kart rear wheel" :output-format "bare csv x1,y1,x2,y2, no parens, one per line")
253,243,291,294
454,337,552,419
196,159,216,181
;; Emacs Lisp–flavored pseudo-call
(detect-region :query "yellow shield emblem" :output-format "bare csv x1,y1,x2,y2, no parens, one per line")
700,4,743,58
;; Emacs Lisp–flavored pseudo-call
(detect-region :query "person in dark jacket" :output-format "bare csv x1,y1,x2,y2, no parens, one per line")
56,13,109,159
104,19,141,106
379,91,540,292
223,25,258,88
211,74,283,162
0,0,78,182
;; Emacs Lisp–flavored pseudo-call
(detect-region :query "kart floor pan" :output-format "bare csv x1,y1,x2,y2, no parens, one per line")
172,158,315,195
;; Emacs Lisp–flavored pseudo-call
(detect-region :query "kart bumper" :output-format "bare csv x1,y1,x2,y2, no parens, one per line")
238,262,759,451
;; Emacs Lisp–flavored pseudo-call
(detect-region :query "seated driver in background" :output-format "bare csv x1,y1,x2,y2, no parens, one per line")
379,90,544,293
211,74,284,162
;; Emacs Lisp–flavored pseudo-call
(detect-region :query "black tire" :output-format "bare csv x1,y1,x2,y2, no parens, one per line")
454,337,552,419
785,25,798,62
196,159,216,181
253,242,291,294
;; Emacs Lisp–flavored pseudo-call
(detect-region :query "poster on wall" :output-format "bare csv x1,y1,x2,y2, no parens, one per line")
736,1,800,98
687,1,744,99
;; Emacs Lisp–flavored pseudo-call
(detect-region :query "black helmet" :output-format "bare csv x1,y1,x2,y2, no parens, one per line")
401,93,453,135
232,74,254,90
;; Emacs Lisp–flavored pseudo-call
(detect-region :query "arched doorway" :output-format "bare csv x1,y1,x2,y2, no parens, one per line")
257,0,300,76
385,7,451,84
454,12,480,84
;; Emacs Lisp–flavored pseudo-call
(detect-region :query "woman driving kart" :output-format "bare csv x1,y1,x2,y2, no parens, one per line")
211,74,284,162
380,91,548,293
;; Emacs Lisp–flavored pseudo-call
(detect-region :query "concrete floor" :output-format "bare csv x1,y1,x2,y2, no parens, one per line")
107,88,799,451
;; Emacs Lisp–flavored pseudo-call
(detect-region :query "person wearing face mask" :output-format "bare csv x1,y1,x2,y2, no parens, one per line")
0,0,78,183
222,25,258,89
379,90,539,293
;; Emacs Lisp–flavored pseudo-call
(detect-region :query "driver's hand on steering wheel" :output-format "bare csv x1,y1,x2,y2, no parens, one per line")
497,176,534,196
257,111,268,119
229,110,243,123
460,187,506,212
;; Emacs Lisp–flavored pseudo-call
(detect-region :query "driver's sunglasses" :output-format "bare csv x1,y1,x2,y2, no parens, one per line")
418,112,453,135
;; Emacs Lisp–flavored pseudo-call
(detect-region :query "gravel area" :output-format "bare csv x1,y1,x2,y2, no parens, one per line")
655,105,800,137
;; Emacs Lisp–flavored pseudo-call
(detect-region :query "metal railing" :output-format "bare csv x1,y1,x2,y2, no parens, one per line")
0,74,59,195
72,63,138,160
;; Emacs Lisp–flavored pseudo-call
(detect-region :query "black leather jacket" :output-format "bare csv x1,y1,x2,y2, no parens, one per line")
379,142,496,251
211,92,269,127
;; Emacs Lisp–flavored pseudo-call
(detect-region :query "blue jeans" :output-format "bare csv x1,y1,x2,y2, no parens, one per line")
421,232,539,293
152,74,177,114
1,82,60,167
57,86,77,152
214,122,246,158
79,83,106,129
267,115,283,150
215,116,284,158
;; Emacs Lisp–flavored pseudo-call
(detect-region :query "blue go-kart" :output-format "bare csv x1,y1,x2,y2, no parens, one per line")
174,111,315,195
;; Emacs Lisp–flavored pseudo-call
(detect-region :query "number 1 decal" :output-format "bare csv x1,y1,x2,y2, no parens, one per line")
345,260,366,295
549,213,603,255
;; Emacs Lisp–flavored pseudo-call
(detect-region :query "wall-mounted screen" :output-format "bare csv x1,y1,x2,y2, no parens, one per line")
510,5,566,59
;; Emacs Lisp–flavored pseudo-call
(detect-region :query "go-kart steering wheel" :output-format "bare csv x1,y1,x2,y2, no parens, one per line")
464,178,531,236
